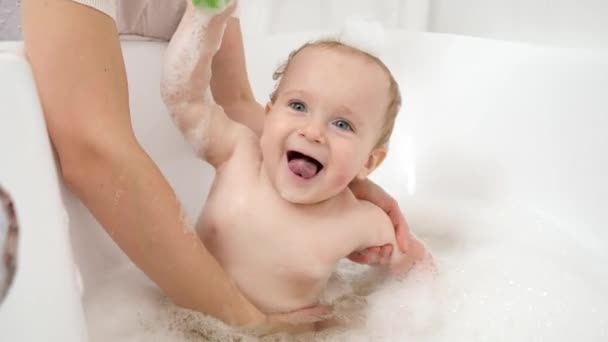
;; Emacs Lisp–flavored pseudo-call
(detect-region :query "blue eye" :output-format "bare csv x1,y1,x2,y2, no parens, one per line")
333,119,354,132
289,101,307,112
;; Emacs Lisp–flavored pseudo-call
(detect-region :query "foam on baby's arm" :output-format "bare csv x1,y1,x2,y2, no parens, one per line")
161,2,246,167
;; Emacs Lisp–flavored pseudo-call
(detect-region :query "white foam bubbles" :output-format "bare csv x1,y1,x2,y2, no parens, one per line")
338,16,387,60
83,197,608,341
338,197,608,342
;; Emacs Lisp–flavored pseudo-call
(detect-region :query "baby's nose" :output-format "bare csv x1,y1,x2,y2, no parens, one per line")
299,121,325,144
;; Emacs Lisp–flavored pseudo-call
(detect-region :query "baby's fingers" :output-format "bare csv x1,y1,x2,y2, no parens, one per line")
347,251,370,263
348,246,379,264
379,244,393,264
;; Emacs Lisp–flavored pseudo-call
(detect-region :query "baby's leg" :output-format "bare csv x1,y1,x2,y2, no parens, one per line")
160,1,236,148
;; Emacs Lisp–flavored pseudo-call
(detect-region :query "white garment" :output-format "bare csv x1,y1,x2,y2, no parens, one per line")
71,0,237,40
72,0,118,21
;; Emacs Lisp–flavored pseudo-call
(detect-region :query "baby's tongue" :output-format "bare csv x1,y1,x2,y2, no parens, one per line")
288,158,318,179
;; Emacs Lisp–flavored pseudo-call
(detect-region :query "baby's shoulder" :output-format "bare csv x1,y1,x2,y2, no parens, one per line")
328,191,388,225
352,197,390,223
349,198,393,243
218,133,262,173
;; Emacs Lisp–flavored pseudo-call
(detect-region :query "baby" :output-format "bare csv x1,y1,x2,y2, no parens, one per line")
161,2,428,315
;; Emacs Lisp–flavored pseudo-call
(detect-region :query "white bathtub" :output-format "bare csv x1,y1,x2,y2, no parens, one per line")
0,31,607,341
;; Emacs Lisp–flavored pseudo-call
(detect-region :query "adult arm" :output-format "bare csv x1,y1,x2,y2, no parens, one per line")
21,0,262,326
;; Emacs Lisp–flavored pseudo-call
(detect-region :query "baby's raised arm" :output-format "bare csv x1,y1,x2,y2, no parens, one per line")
161,1,251,168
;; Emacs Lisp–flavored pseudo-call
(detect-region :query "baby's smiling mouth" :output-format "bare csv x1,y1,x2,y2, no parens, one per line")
286,150,324,179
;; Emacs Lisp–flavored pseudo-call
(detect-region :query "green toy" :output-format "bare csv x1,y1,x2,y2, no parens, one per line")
192,0,229,9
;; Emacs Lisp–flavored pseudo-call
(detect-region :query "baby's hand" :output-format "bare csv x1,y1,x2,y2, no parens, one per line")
348,244,394,265
191,0,236,12
390,234,433,275
349,233,432,276
189,0,237,52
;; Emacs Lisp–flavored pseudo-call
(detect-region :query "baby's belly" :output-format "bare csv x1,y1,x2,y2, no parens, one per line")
200,223,329,313
230,264,327,313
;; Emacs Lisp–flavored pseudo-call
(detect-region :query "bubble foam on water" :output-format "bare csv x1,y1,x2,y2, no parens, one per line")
84,197,608,341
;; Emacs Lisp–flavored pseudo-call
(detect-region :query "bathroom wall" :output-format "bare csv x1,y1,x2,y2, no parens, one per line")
239,0,607,50
238,0,431,37
1,0,607,49
429,0,608,50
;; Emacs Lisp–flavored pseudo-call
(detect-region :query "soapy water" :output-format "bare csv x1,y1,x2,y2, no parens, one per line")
83,197,608,341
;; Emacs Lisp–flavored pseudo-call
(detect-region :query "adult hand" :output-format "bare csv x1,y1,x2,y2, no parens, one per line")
348,178,409,265
246,305,333,336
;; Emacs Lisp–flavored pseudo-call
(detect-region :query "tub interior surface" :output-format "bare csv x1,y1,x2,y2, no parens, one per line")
79,32,608,340
0,30,607,341
0,51,87,341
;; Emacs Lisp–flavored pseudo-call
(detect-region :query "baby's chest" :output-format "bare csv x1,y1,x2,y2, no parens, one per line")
206,203,317,260
202,188,337,275
203,201,337,309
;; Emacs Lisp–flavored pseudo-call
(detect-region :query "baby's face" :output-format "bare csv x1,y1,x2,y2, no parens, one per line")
260,46,391,204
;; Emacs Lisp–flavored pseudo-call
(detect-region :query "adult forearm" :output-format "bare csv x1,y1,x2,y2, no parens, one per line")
64,139,261,325
22,0,261,326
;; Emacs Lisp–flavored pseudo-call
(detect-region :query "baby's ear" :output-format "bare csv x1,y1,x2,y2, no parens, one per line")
357,147,387,180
